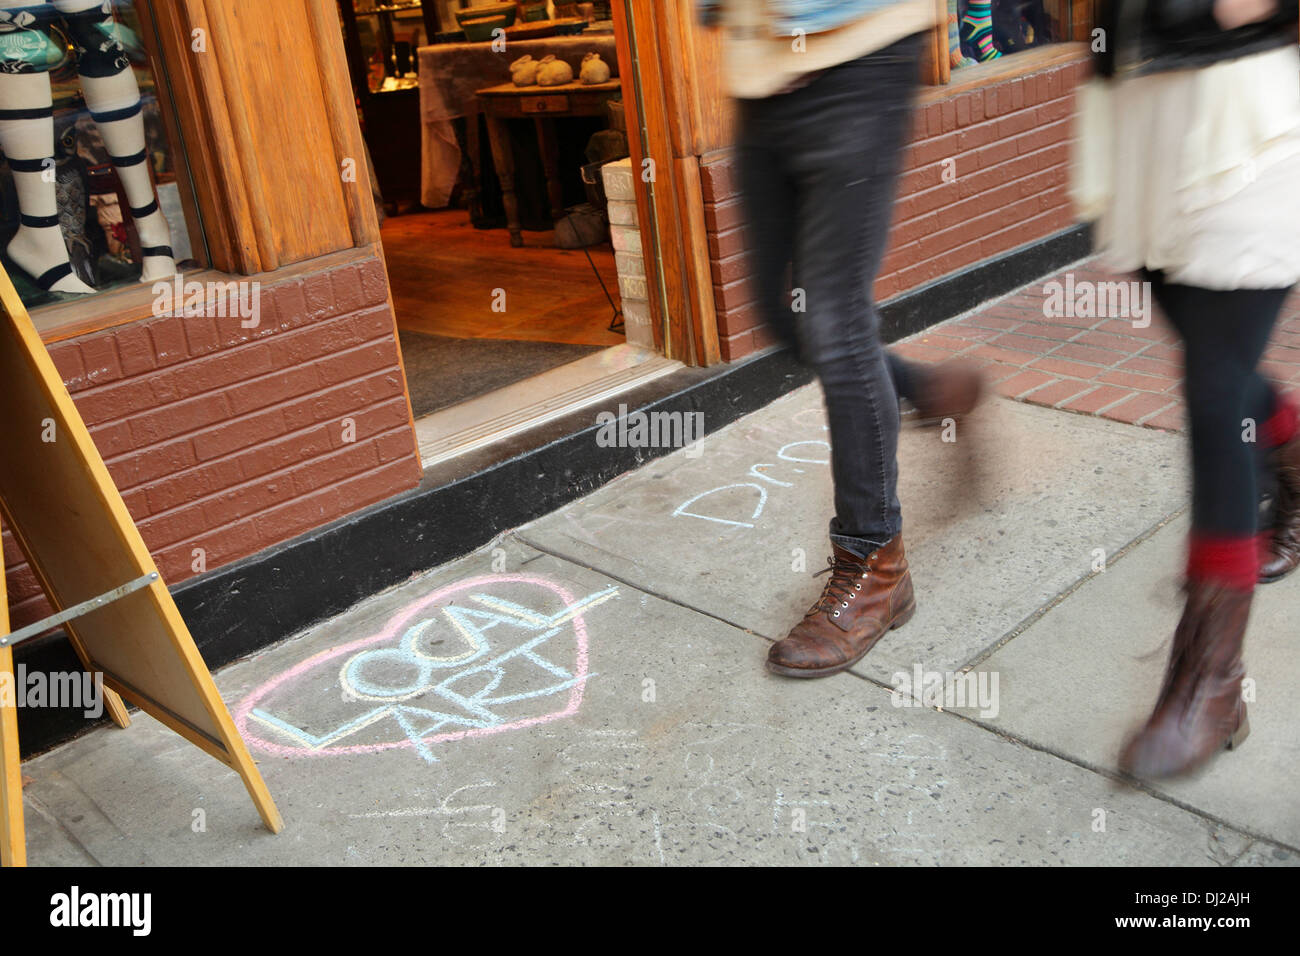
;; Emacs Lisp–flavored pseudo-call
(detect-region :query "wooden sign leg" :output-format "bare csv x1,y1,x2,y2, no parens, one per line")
1,527,27,867
101,687,131,728
0,644,24,867
143,581,284,835
227,733,284,835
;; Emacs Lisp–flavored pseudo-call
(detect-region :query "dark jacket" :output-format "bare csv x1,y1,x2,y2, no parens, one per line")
1095,0,1298,78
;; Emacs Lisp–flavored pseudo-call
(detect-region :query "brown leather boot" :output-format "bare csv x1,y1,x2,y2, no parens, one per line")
1260,429,1300,582
911,359,985,424
1118,581,1252,779
767,535,916,678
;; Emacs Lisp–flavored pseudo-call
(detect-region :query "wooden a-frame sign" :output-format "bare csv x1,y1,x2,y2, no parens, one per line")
0,267,282,866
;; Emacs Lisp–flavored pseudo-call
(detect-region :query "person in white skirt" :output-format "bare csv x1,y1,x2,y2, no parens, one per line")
1072,0,1300,779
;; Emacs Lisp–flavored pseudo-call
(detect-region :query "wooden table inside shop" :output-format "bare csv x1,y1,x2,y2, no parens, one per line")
474,79,622,247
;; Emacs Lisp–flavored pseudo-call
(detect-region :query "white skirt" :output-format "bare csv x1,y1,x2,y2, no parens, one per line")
1071,46,1300,290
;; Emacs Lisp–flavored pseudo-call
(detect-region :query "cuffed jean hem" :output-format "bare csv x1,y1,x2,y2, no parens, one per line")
829,526,900,559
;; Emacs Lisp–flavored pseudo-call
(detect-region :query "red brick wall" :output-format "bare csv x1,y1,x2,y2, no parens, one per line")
701,58,1085,362
3,252,422,631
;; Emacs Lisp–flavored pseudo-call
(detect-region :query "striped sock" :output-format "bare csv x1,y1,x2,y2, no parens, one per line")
948,10,975,68
960,0,1002,62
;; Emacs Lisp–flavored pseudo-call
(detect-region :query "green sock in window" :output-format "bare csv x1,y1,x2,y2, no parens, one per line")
960,0,1002,62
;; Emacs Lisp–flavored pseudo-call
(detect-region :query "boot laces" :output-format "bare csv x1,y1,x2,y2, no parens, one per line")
807,553,869,617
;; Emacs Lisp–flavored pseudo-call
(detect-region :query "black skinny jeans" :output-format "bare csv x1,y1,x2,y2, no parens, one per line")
736,33,925,556
1143,270,1295,537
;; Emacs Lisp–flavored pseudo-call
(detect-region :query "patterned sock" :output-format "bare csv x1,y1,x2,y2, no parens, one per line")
960,0,1002,62
948,0,976,68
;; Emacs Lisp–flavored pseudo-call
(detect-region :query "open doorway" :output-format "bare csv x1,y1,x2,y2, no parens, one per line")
383,206,625,421
338,0,671,467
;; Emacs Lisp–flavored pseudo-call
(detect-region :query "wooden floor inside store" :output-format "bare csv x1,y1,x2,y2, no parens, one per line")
382,208,627,348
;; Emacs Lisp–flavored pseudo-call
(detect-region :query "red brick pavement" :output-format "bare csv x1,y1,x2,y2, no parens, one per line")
895,259,1300,432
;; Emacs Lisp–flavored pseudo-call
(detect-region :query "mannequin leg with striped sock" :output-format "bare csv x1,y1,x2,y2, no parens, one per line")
57,0,175,281
947,0,976,68
0,0,95,293
959,0,1002,62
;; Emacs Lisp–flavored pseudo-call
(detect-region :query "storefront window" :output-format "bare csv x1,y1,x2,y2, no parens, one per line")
0,0,200,311
944,0,1086,72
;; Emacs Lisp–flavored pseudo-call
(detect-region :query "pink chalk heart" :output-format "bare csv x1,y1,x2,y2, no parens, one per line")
234,574,595,759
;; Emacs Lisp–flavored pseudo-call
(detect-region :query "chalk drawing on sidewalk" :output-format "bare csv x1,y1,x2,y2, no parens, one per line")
673,483,769,528
234,575,618,763
673,440,829,529
347,781,503,845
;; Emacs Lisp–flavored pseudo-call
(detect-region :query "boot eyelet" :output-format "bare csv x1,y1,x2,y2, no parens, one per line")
841,601,848,608
855,583,862,590
833,611,840,617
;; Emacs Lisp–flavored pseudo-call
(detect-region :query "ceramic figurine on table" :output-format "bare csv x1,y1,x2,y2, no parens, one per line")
510,54,539,86
579,51,609,84
0,0,175,295
535,54,573,86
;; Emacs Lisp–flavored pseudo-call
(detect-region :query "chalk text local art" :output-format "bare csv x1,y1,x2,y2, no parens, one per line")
151,276,261,327
235,575,618,764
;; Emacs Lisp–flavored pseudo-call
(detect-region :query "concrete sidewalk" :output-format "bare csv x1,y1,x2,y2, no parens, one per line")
20,298,1300,865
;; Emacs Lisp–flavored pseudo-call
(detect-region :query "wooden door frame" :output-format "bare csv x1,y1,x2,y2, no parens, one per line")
138,0,381,276
611,0,721,366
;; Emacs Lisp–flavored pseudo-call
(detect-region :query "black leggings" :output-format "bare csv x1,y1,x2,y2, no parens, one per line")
1144,270,1294,536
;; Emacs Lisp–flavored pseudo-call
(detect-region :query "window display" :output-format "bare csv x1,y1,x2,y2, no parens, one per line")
0,0,196,309
949,0,1072,69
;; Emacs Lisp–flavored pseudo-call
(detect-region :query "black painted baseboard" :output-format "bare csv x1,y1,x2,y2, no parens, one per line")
13,223,1092,756
880,222,1092,342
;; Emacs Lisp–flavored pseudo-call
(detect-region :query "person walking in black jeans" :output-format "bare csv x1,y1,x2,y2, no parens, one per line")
702,1,984,678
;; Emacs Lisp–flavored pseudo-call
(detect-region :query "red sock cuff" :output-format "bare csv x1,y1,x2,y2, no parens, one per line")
1188,534,1259,591
1261,394,1298,448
